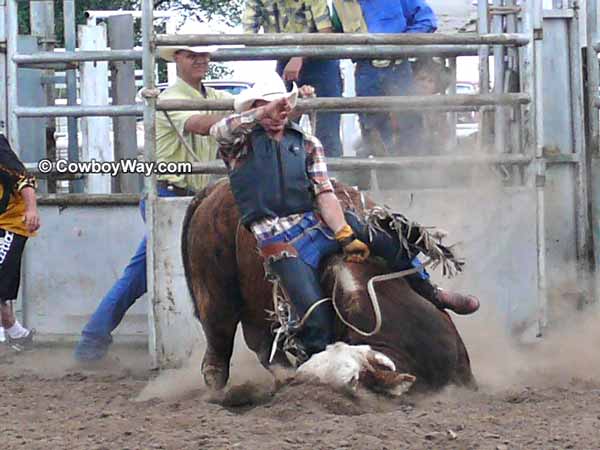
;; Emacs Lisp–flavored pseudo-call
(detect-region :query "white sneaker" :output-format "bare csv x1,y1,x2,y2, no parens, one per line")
0,326,5,343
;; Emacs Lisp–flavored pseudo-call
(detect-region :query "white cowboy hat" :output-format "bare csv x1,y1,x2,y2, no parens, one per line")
234,74,298,113
157,45,218,62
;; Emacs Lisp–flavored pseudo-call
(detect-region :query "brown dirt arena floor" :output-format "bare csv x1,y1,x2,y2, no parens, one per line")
2,309,600,450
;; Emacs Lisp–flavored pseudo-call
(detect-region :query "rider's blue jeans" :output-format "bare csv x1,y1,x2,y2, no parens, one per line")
276,58,343,157
266,211,429,358
74,187,176,361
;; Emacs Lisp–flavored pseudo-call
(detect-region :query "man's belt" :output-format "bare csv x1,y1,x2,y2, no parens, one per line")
157,180,195,197
371,59,405,68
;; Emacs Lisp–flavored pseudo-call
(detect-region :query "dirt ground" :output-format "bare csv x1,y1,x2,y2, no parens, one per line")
2,309,600,450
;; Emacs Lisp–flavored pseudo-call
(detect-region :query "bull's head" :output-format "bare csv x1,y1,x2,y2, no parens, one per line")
296,342,416,396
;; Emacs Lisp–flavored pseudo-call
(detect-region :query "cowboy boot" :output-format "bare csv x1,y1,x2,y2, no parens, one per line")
434,288,480,315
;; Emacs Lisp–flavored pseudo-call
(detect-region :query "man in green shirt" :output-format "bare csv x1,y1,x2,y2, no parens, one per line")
155,45,231,194
74,45,228,362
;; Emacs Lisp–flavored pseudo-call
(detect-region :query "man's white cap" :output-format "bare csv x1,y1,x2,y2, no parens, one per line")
157,45,218,62
234,73,298,113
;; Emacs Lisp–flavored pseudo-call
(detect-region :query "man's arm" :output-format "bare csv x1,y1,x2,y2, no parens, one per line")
184,114,227,136
20,185,40,232
242,0,263,33
404,0,437,33
210,97,291,146
283,1,334,81
316,191,347,233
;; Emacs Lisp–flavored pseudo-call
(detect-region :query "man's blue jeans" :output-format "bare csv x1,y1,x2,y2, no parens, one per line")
74,187,177,360
355,60,422,155
277,58,343,157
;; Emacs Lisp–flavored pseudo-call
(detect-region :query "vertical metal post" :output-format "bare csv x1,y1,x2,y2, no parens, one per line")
568,1,593,306
63,0,81,192
493,0,507,158
6,0,19,152
533,0,548,334
108,14,140,194
588,0,600,156
30,0,57,192
447,57,457,150
0,0,7,135
587,0,600,305
478,0,490,150
505,0,523,182
142,0,159,367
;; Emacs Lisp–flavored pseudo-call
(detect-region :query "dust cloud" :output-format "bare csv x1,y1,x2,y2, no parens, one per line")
136,333,274,402
365,144,600,395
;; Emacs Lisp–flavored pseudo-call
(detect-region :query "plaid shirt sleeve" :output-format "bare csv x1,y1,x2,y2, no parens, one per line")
210,109,262,168
304,134,333,196
310,0,333,31
242,0,262,33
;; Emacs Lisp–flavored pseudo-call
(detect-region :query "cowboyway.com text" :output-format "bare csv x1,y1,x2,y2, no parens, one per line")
37,158,192,177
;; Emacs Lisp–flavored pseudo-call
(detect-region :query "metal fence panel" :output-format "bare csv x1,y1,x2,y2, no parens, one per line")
541,15,586,309
21,204,148,342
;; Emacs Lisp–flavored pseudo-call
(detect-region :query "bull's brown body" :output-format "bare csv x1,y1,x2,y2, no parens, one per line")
182,179,475,392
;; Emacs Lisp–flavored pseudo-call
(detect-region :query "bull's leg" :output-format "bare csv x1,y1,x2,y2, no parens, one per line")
196,284,242,391
201,319,239,391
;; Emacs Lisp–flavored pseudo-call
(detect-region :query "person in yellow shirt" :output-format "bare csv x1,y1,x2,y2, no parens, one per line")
74,45,229,362
0,134,40,351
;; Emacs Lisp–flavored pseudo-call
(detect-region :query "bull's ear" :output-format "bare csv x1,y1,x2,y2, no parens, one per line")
366,351,396,372
361,369,416,396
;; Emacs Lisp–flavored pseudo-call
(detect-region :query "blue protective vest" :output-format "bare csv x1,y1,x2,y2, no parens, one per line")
229,124,315,226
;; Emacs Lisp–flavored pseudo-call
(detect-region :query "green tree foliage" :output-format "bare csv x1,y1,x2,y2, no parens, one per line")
153,0,243,29
17,0,242,81
18,0,243,44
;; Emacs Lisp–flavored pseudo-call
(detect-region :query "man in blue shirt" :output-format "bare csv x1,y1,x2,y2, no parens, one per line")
332,0,437,157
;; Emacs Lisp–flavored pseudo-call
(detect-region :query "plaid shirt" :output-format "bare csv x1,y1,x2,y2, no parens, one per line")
210,109,334,242
243,0,333,34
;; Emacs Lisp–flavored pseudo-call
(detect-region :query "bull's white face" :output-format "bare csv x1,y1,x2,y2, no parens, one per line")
296,342,415,396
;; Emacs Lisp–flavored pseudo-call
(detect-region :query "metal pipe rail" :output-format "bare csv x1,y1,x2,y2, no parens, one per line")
23,163,83,180
15,105,143,118
156,32,530,47
13,45,488,67
158,93,530,113
13,50,142,64
186,155,534,175
37,193,140,206
13,94,529,118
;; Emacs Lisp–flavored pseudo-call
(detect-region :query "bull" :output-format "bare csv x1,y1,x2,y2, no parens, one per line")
181,179,476,394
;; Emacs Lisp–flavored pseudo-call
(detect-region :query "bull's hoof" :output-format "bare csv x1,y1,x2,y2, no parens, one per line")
202,363,229,391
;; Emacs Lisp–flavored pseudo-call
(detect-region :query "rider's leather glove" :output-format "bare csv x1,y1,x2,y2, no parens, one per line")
335,224,370,263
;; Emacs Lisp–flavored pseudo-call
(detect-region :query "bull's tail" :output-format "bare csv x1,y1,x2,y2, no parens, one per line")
181,180,222,320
